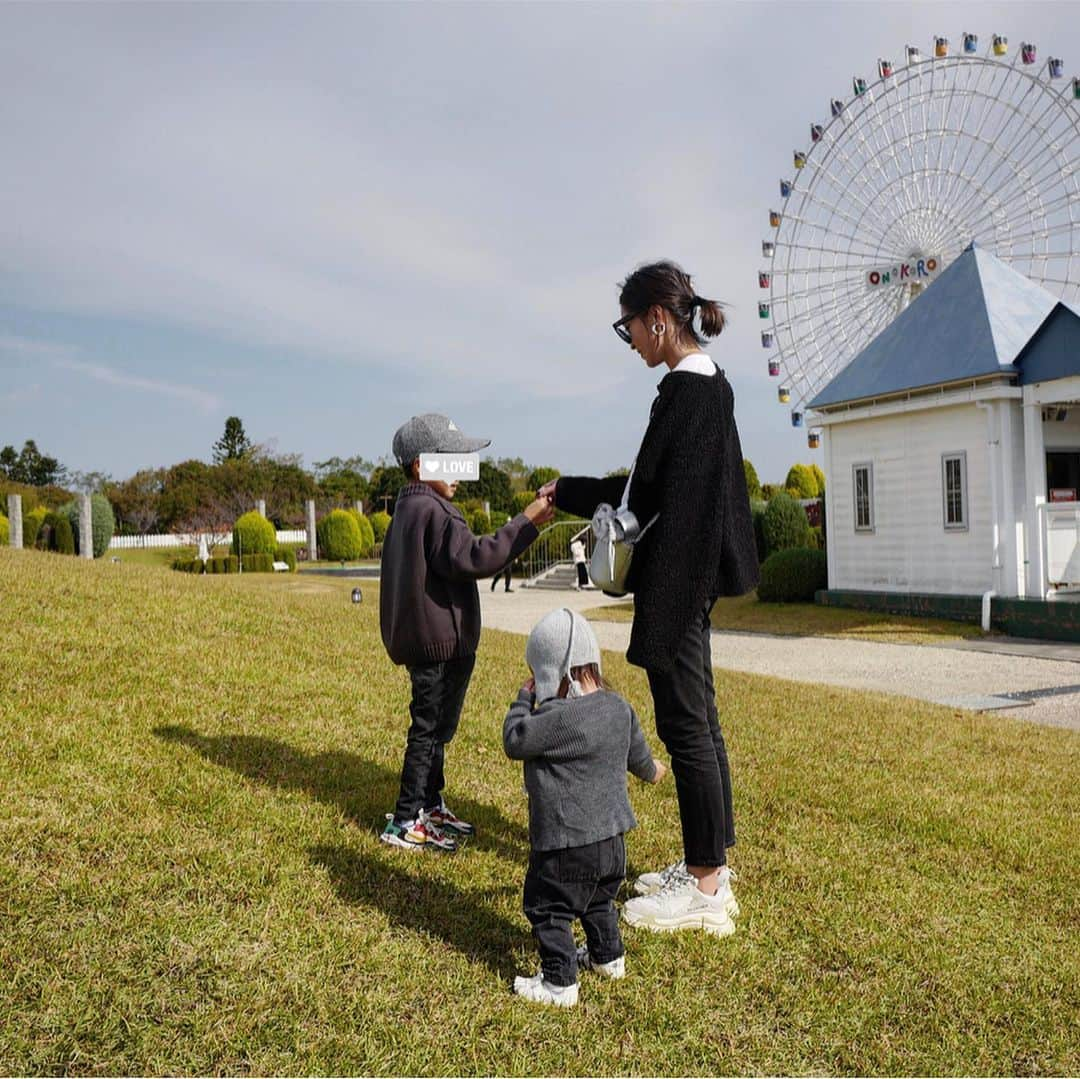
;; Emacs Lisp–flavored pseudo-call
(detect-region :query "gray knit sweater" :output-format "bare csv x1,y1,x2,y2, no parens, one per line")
503,688,658,852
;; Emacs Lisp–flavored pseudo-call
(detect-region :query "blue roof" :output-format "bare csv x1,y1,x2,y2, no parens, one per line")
1017,303,1080,385
810,245,1062,409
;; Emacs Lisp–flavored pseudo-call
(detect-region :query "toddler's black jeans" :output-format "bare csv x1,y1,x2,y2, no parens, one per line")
393,655,476,824
646,600,735,867
523,834,626,988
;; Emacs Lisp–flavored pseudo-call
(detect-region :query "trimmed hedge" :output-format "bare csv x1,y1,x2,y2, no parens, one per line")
346,509,375,557
317,509,364,561
371,511,391,544
750,499,768,563
758,547,828,603
762,491,810,555
23,506,47,547
0,513,7,546
58,494,116,558
39,512,75,555
241,553,274,573
274,545,298,572
232,511,277,556
171,558,204,574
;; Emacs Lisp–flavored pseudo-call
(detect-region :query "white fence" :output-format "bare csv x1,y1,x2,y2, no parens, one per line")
109,529,308,550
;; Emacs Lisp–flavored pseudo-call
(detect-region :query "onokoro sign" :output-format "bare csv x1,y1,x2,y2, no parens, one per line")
866,256,941,288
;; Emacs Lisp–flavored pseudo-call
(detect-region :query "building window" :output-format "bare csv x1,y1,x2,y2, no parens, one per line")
942,452,968,530
853,462,874,532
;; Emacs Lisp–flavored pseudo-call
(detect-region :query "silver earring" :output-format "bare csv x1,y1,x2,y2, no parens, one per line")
652,322,665,335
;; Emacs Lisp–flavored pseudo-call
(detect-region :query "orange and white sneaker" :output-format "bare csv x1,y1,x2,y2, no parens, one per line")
424,801,476,836
380,813,457,852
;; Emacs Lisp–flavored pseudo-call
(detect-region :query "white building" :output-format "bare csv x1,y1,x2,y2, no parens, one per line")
809,244,1080,606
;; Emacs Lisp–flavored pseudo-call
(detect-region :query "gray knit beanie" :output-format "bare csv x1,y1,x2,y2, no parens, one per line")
525,608,602,704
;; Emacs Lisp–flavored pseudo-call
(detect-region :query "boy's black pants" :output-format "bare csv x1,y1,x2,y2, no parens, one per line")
393,655,476,824
523,834,626,988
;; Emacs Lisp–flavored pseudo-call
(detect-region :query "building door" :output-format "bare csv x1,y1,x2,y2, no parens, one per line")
1046,451,1080,501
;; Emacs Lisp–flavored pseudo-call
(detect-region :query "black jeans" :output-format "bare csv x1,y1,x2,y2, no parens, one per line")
490,565,512,591
646,601,735,867
393,655,476,824
523,834,626,988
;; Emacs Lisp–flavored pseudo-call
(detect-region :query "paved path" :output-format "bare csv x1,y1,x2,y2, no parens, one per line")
479,587,1080,732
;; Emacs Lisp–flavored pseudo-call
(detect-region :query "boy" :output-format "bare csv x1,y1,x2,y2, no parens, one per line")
379,412,554,851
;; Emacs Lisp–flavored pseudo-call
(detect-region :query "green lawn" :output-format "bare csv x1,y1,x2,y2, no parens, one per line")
584,592,984,645
2,548,1077,1075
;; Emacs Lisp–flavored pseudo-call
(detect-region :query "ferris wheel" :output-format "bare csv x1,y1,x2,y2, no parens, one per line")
759,33,1080,447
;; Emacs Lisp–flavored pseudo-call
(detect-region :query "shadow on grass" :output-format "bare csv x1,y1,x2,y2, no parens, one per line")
310,843,529,981
154,725,528,862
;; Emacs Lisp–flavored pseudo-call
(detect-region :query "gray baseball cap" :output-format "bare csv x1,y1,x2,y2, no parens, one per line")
392,413,491,470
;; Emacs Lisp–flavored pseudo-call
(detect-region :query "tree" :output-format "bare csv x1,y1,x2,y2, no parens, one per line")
212,417,253,464
743,459,762,501
369,465,408,514
69,470,113,495
105,469,164,535
785,463,820,499
455,461,513,514
527,466,561,492
0,440,67,487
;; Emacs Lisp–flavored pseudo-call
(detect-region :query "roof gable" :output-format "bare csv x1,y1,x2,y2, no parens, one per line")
810,245,1060,409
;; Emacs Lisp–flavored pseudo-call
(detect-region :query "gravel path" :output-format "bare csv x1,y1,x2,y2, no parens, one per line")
479,587,1080,732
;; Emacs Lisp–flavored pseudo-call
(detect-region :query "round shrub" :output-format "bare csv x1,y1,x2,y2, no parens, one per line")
58,495,116,558
784,463,820,499
39,512,75,555
20,506,42,545
274,545,298,572
743,459,762,501
749,499,768,563
757,547,828,603
346,509,375,557
0,513,7,546
490,510,510,530
317,509,364,561
232,511,277,556
511,490,535,515
763,491,810,555
370,510,392,544
23,506,47,547
470,509,491,534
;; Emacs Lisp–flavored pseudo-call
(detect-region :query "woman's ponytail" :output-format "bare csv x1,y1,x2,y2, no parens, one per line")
696,296,726,339
620,260,727,348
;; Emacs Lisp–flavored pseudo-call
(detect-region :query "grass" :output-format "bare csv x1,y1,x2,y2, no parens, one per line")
583,592,984,645
2,547,1078,1075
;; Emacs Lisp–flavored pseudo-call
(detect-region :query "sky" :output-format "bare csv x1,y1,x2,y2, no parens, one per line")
3,1,1079,487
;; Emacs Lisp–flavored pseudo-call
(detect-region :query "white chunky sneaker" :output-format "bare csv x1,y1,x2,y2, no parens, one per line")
575,945,626,979
512,972,579,1007
634,862,739,917
622,876,736,937
633,859,690,896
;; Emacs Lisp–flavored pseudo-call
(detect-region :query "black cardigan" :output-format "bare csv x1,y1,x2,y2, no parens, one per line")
556,365,759,673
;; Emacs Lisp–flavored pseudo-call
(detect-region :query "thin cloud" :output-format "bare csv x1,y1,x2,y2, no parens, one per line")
56,359,221,414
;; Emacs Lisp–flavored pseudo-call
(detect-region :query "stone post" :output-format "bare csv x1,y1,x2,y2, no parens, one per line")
6,494,22,548
483,500,491,518
306,499,318,561
354,500,364,517
78,493,93,559
256,499,266,518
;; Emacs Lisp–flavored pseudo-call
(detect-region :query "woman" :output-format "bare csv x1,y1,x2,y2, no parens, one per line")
539,260,759,935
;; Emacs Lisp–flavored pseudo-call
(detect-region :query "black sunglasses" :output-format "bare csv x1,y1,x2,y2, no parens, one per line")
612,312,640,344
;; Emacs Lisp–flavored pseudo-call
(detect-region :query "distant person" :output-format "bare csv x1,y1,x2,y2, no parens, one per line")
379,413,554,851
490,561,513,592
538,261,758,935
570,536,589,590
503,608,666,1007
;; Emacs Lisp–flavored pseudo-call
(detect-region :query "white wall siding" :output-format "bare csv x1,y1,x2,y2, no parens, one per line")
828,405,993,594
